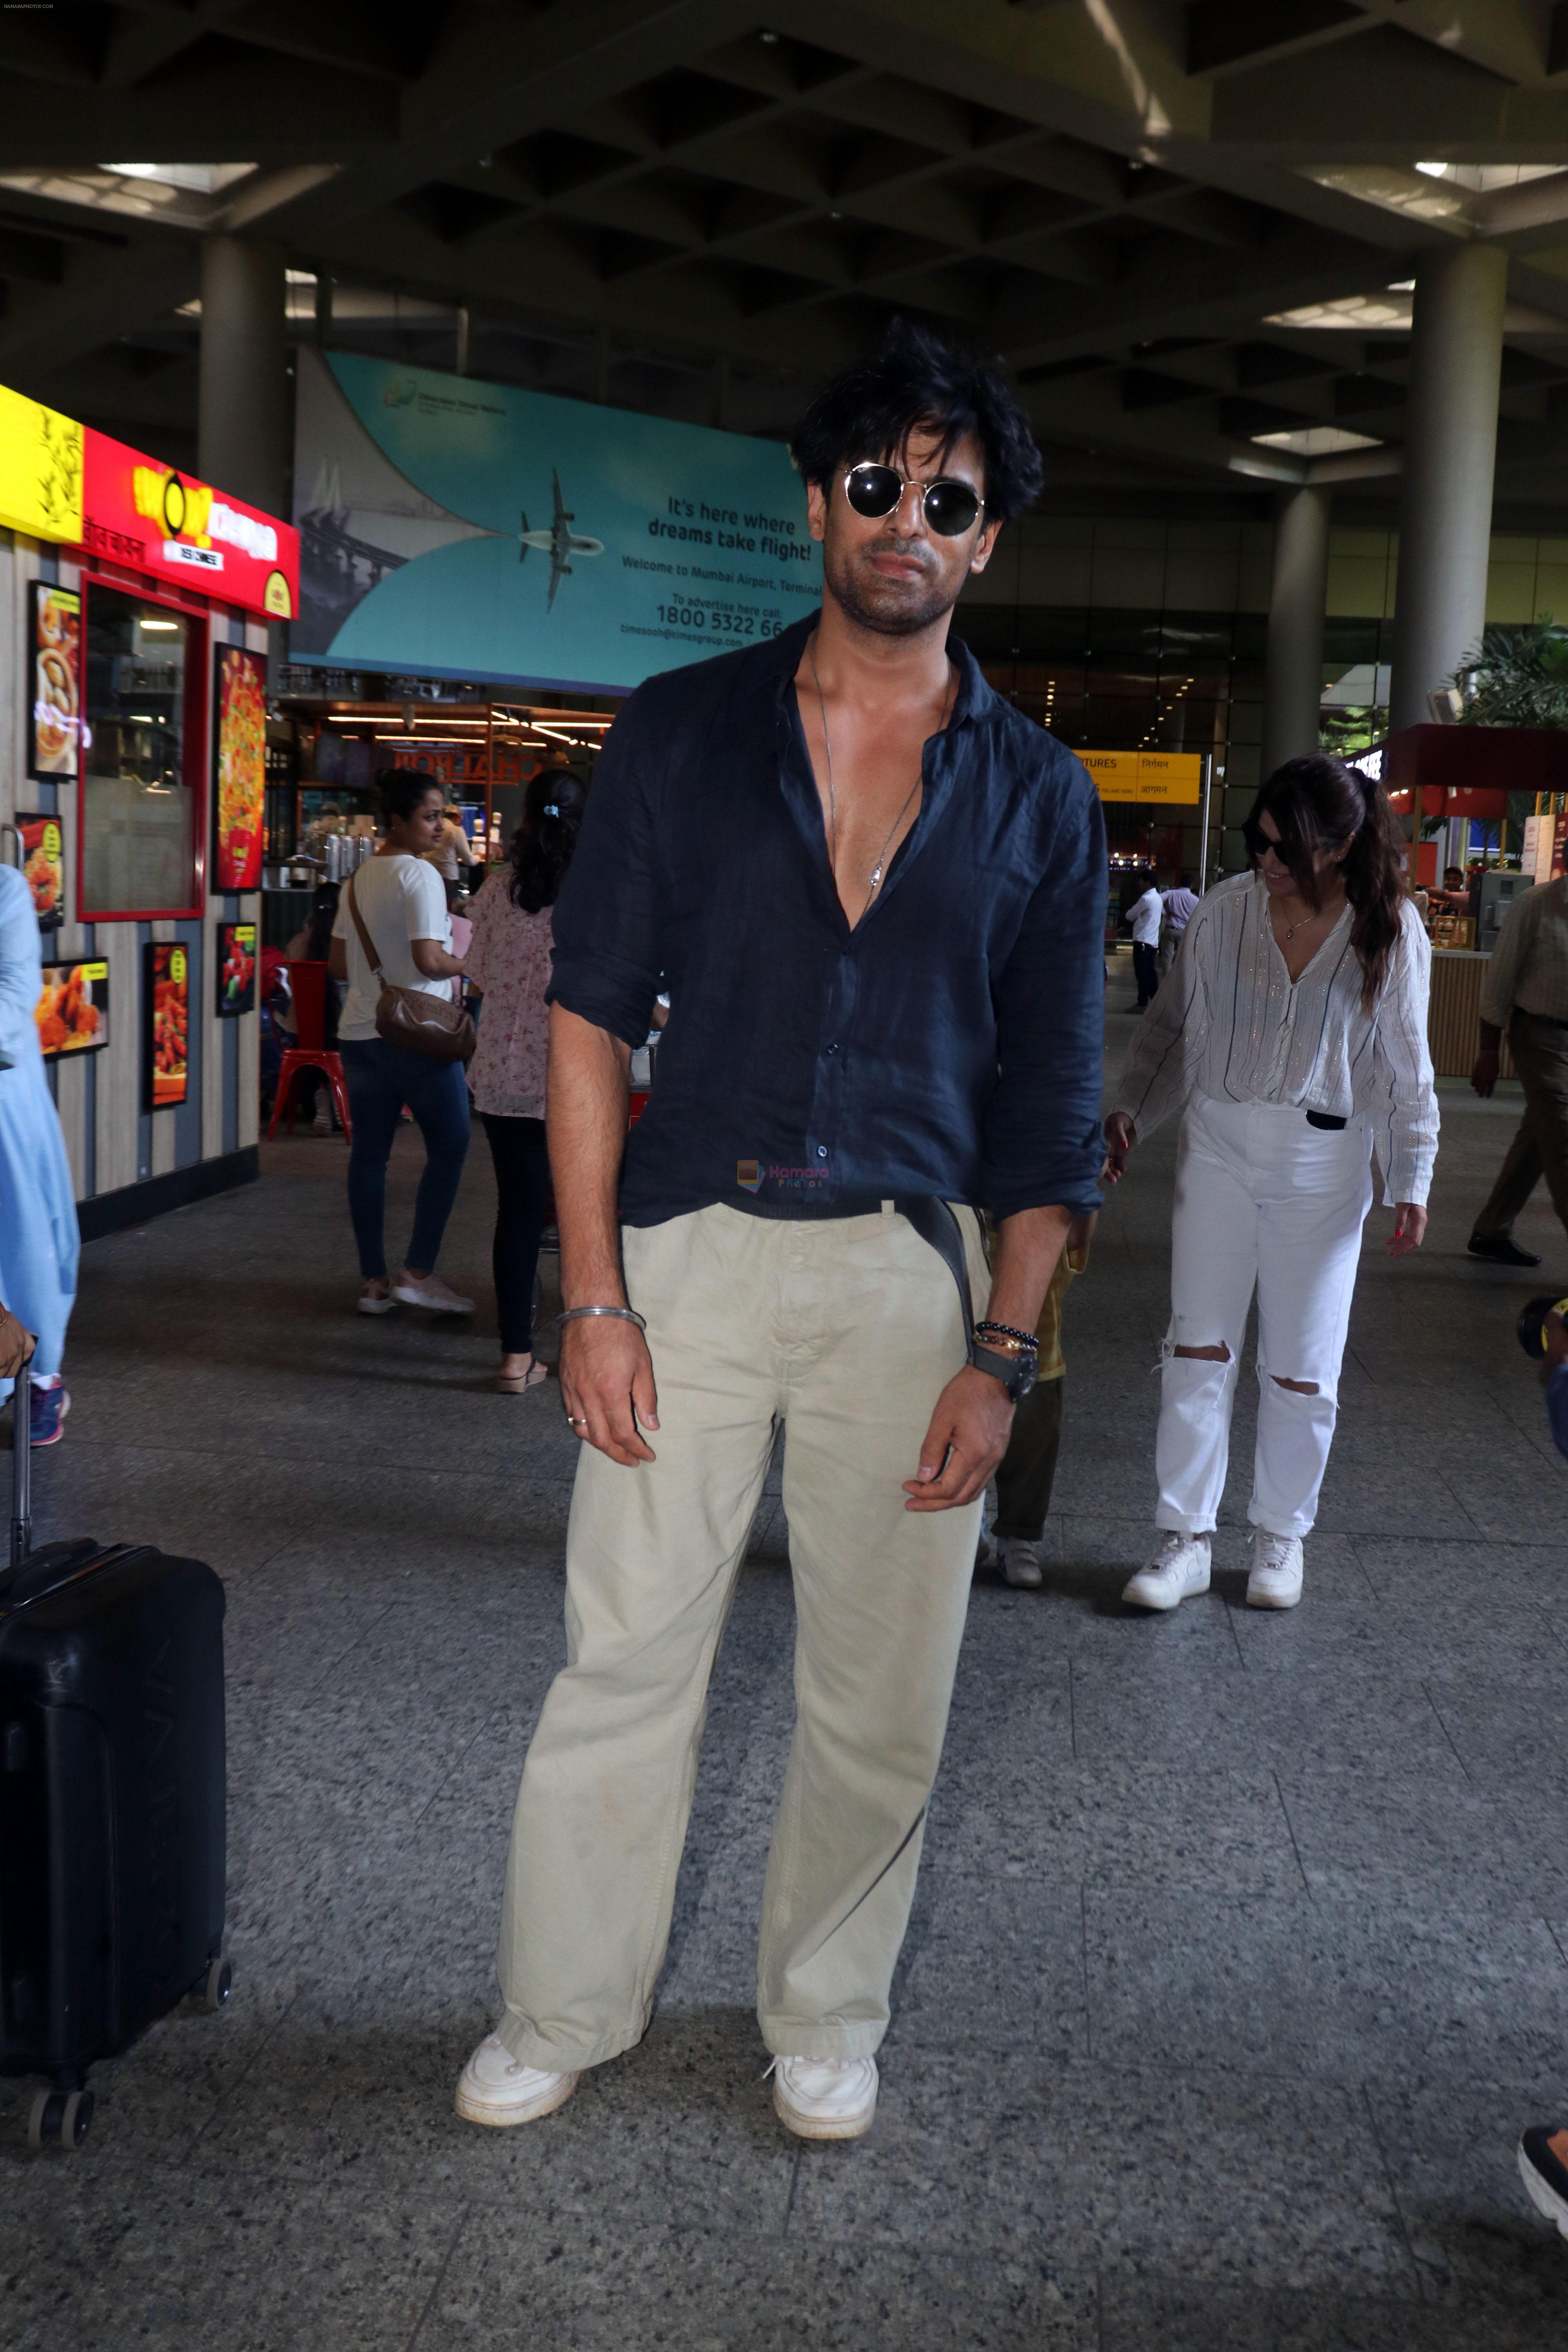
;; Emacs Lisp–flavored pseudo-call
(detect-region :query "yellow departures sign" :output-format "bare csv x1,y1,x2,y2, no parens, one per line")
0,383,84,543
1078,750,1203,804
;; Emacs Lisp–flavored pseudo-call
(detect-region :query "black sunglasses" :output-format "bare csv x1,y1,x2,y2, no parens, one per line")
842,463,985,539
1243,818,1296,866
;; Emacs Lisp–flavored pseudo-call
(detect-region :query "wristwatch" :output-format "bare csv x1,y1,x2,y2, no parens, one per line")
969,1336,1038,1402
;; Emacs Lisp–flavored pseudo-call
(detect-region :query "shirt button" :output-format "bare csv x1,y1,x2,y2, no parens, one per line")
816,1145,827,1159
825,1042,839,1056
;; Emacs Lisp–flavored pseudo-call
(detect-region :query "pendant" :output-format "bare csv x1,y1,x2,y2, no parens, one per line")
868,865,884,893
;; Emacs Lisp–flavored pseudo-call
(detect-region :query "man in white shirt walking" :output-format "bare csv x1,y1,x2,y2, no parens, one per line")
1128,876,1163,1011
1470,873,1568,1268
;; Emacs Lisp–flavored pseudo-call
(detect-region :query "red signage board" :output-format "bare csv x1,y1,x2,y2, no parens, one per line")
75,427,299,621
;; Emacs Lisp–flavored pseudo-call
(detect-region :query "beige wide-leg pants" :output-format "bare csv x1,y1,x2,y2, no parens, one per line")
495,1200,990,2071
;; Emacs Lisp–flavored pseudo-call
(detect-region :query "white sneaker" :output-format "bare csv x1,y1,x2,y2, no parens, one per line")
1122,1532,1211,1612
392,1270,474,1314
998,1537,1044,1589
1247,1530,1304,1610
454,2033,579,2128
769,2054,878,2141
357,1277,395,1316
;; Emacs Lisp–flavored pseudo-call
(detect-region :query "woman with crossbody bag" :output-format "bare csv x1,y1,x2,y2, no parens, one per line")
328,770,473,1316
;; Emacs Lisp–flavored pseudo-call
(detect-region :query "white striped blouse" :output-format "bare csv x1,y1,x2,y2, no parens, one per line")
1112,872,1439,1205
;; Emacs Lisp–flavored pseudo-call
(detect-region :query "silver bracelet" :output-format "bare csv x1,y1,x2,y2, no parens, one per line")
555,1305,647,1332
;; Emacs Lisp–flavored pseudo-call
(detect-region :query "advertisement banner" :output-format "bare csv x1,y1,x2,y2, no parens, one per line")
290,349,821,693
36,960,108,1058
212,643,267,891
0,383,83,543
144,941,190,1109
217,921,256,1017
18,813,65,930
27,582,80,780
78,428,299,620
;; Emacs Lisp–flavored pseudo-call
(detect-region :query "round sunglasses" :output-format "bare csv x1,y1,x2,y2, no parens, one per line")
842,462,985,539
1243,818,1296,865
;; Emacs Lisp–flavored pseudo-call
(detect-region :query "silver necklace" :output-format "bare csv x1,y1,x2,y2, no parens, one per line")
807,635,954,902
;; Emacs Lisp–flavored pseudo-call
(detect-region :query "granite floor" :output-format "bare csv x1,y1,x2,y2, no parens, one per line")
7,951,1568,2348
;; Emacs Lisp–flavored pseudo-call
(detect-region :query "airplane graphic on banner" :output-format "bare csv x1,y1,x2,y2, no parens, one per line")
520,470,603,609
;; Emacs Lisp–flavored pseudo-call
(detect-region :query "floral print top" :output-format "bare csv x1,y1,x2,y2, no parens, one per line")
463,874,554,1119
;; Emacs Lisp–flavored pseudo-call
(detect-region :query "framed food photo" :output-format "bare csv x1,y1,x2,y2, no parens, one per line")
216,920,256,1017
211,642,267,892
17,812,65,931
143,941,190,1110
35,960,109,1060
27,582,81,781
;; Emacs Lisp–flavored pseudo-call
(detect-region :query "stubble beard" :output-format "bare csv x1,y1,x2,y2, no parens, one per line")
824,534,960,639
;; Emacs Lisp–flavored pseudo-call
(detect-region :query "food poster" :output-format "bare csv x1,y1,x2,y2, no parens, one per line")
212,643,267,891
144,941,190,1108
27,582,80,779
36,960,108,1059
18,813,65,929
217,921,256,1016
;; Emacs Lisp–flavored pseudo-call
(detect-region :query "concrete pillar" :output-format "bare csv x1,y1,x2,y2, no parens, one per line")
1261,483,1331,778
198,236,287,516
1388,241,1508,735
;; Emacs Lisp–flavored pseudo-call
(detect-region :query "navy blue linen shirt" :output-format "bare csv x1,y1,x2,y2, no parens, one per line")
547,612,1107,1225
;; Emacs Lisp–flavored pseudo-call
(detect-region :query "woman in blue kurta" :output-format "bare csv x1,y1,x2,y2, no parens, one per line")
0,861,78,1443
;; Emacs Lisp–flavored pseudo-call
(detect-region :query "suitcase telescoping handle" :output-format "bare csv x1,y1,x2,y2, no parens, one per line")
11,1370,28,1568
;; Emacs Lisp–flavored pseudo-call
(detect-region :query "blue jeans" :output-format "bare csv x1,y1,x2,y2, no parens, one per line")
340,1039,470,1279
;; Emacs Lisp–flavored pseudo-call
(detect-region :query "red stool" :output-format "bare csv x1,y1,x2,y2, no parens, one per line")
269,959,352,1139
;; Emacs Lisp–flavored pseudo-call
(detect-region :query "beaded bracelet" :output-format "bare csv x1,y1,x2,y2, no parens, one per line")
974,1318,1039,1351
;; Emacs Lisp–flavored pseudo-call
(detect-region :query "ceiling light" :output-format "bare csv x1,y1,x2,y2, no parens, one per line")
1265,294,1413,331
1250,426,1381,456
102,162,256,194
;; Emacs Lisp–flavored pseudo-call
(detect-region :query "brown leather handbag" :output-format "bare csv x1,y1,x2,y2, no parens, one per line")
345,868,475,1064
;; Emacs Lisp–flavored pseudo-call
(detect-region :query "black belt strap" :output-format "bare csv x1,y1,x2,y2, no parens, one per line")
895,1196,975,1348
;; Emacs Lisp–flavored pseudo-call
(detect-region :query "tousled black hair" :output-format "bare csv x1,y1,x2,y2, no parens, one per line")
1250,756,1405,1012
377,766,443,829
509,766,587,914
789,318,1043,524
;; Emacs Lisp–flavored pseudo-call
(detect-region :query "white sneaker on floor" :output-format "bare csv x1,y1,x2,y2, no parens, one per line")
1122,1532,1211,1612
393,1270,474,1314
454,2033,579,2128
769,2055,878,2141
998,1537,1044,1589
357,1277,395,1316
1247,1530,1304,1610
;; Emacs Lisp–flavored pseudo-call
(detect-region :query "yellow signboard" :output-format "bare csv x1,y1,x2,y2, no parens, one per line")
0,383,84,543
1078,749,1203,805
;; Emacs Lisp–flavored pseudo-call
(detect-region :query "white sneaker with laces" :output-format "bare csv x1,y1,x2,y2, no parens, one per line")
1122,1531,1211,1612
454,2033,579,2127
769,2054,878,2141
358,1276,395,1316
1247,1530,1304,1610
393,1270,474,1314
998,1537,1044,1589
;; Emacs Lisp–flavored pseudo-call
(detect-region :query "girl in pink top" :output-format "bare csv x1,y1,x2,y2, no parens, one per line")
464,771,586,1391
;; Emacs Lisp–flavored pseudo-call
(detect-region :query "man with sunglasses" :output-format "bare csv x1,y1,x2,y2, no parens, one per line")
456,320,1106,2144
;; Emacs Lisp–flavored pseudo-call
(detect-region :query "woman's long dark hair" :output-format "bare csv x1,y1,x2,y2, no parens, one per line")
509,765,587,913
1248,756,1405,1011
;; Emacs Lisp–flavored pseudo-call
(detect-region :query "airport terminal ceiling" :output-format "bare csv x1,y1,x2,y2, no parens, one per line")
12,3,1568,522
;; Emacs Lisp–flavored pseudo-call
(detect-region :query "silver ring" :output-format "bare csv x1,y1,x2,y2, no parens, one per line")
568,1415,587,1426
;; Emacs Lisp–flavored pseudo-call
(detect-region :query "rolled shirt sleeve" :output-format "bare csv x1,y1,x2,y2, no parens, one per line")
1112,898,1210,1143
546,695,663,1049
982,764,1107,1221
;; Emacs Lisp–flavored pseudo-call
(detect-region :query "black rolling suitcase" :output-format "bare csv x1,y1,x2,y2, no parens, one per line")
0,1380,230,2151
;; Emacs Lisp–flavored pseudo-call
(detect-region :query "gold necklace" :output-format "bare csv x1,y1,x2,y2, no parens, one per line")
807,635,955,900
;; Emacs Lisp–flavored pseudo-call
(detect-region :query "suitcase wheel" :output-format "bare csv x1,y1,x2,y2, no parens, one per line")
200,1956,233,2013
27,2087,93,2152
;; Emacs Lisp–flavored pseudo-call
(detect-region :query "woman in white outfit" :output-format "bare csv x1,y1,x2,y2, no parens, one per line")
1103,756,1438,1612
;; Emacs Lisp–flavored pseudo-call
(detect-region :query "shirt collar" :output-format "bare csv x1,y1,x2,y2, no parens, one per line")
755,606,1001,731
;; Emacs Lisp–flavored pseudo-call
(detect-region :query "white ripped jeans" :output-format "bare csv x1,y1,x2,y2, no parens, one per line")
1156,1094,1374,1541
